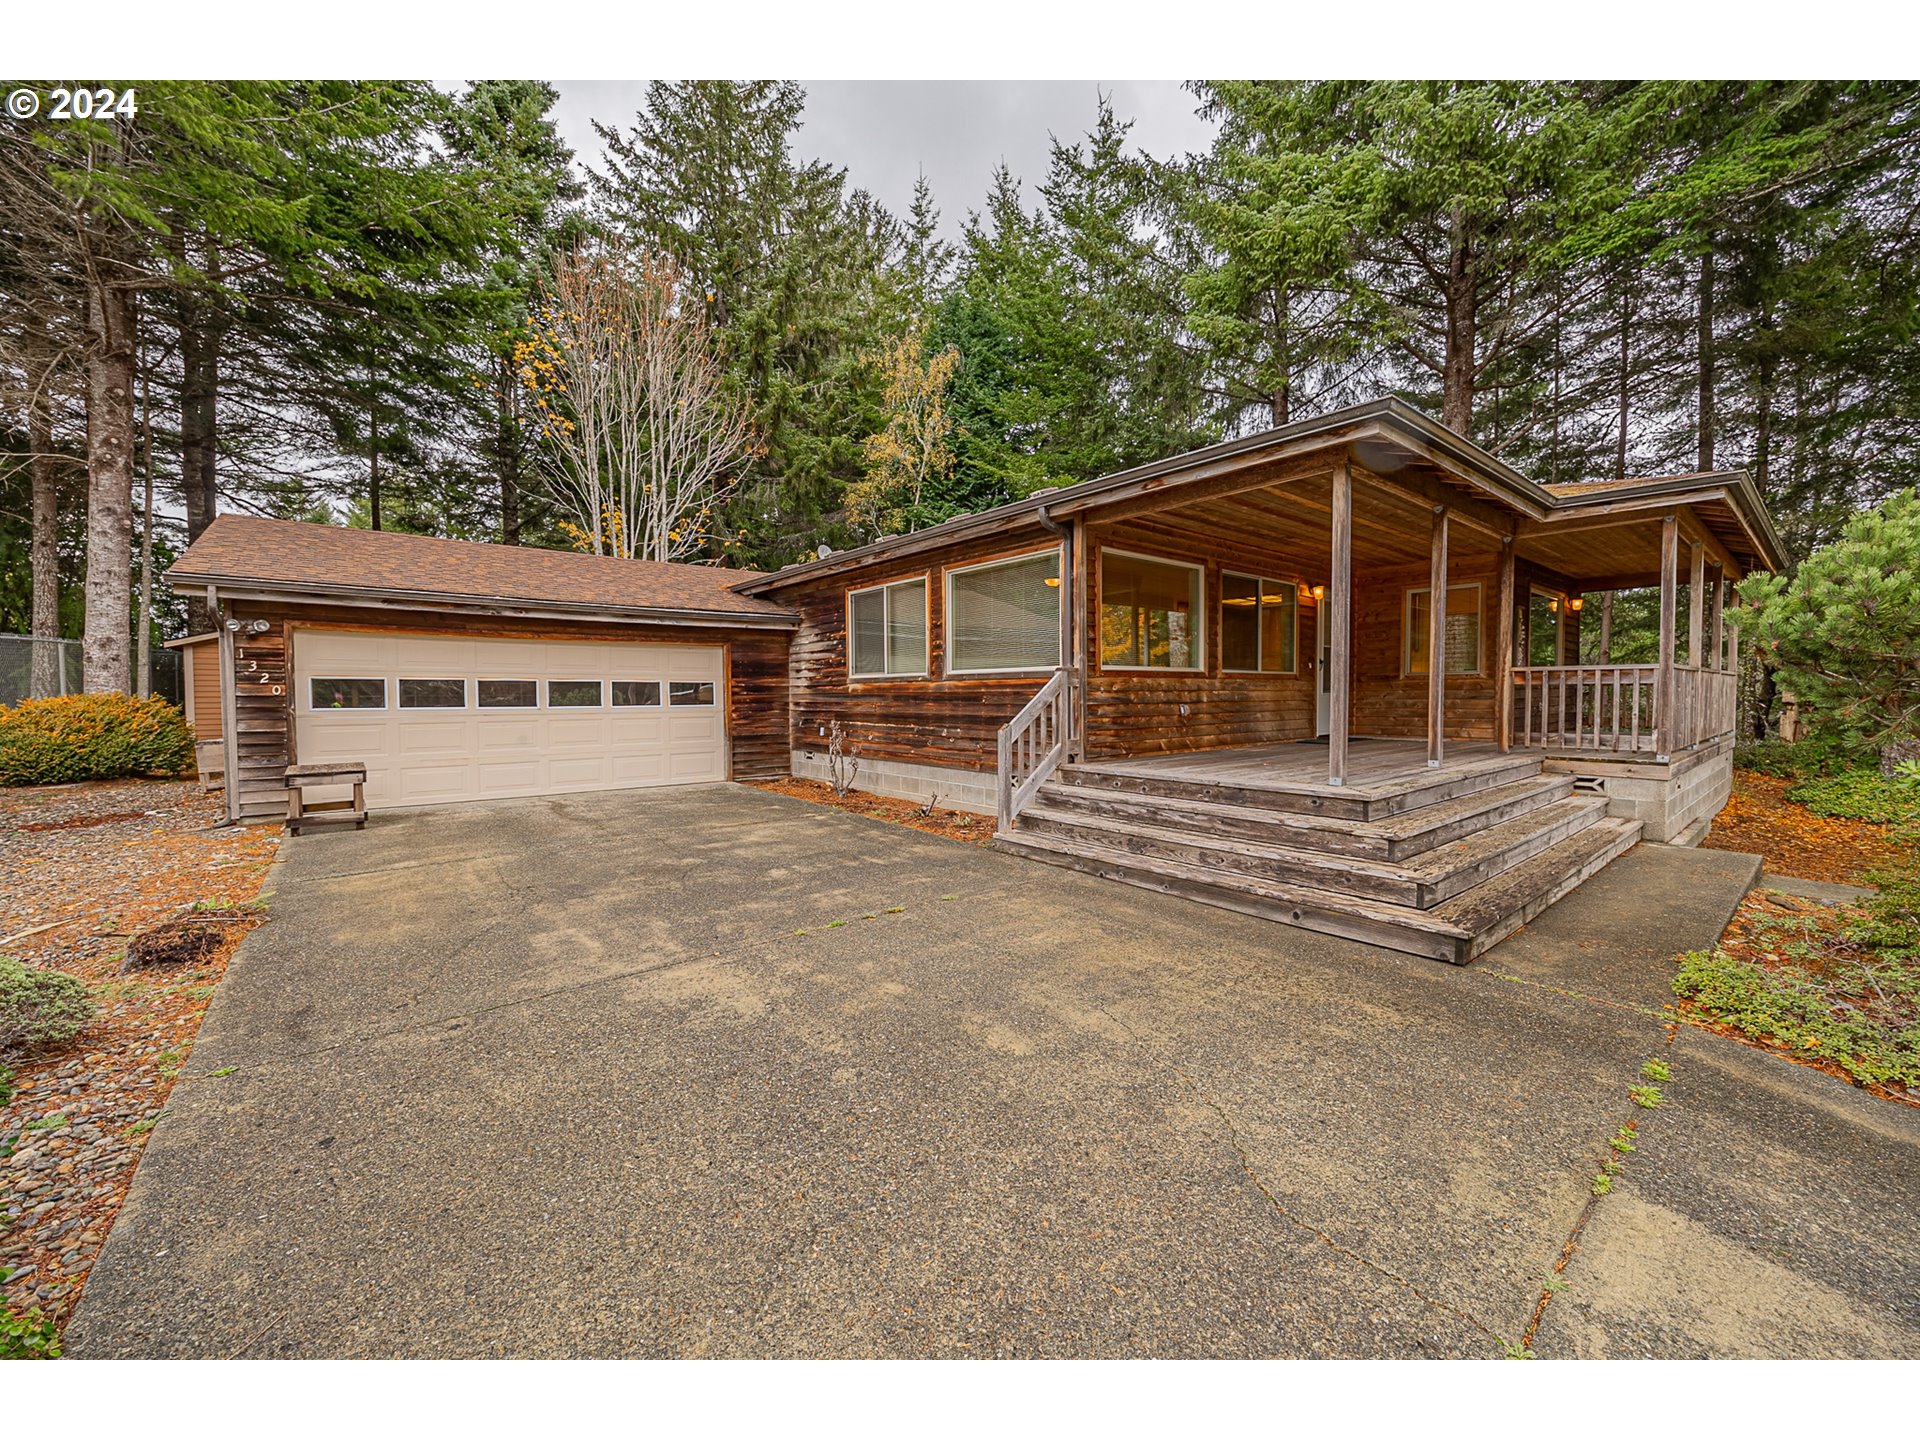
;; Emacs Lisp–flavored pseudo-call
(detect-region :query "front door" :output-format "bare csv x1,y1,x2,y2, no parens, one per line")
1315,600,1331,736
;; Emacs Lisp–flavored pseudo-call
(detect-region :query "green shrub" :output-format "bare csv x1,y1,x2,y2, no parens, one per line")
0,692,193,785
1734,736,1874,779
1786,769,1916,824
0,955,96,1057
0,1281,61,1359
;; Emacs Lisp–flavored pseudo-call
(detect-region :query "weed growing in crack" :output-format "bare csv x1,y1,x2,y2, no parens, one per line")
1629,1084,1665,1109
1608,1126,1637,1154
1641,1058,1672,1082
1541,1275,1570,1295
1590,1173,1613,1196
1501,1338,1536,1359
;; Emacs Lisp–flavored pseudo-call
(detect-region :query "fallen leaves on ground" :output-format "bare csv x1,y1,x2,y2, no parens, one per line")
750,777,994,846
1,779,279,1339
1700,769,1900,884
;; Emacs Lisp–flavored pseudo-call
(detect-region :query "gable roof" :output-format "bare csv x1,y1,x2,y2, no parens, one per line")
737,397,1785,592
169,515,795,626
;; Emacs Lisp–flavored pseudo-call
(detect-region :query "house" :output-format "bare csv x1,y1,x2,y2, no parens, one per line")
168,398,1783,962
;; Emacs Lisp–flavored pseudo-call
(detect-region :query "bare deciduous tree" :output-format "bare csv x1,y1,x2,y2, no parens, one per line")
520,242,756,563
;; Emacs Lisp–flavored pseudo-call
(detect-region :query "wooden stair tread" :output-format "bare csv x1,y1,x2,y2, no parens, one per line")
1015,793,1607,908
1058,753,1545,820
1431,818,1642,936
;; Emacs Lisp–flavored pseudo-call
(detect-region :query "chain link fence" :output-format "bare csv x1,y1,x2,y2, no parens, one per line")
1,635,183,709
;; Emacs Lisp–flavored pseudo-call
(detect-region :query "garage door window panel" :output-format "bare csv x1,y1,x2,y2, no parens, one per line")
477,679,538,709
669,681,716,706
399,678,467,709
549,680,604,707
310,678,385,710
612,680,662,707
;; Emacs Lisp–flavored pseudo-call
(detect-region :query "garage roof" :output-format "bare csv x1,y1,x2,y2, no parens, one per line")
170,515,796,626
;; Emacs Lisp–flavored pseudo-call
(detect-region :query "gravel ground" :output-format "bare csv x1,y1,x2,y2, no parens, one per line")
1,780,278,1339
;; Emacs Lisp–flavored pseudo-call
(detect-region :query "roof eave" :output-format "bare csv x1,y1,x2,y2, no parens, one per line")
170,572,799,629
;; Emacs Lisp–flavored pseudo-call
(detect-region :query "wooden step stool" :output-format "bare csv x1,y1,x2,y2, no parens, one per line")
285,762,368,833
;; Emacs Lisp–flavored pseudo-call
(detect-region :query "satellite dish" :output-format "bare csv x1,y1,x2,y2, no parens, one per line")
816,544,832,560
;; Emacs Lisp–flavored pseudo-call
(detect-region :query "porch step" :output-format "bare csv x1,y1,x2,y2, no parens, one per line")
1015,794,1610,909
991,817,1643,965
1034,773,1576,862
1055,753,1546,822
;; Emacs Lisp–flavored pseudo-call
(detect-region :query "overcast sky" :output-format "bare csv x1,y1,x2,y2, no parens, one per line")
548,81,1219,242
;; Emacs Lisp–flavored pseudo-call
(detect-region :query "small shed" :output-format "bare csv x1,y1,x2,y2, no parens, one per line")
164,632,222,741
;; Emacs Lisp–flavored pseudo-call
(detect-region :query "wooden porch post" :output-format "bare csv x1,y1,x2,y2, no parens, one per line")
1598,591,1613,663
1070,515,1089,760
1494,539,1515,753
1709,563,1725,671
1427,505,1448,767
1328,458,1352,786
1656,515,1678,761
1688,541,1706,668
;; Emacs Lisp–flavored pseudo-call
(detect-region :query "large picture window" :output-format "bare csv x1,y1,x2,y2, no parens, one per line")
848,577,929,678
946,550,1061,674
1406,583,1483,676
1101,550,1203,670
1221,573,1298,674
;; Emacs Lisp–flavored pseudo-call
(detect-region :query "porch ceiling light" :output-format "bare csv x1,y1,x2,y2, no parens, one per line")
1568,596,1584,611
1311,585,1325,600
1549,598,1559,613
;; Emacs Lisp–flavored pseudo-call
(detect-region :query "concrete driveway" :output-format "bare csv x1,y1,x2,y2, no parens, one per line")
68,785,1920,1358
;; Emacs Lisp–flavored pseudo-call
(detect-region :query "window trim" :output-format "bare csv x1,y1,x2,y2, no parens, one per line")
1403,581,1486,678
397,677,469,710
667,679,718,708
942,546,1065,677
305,677,388,712
610,679,664,708
475,678,540,711
1097,546,1207,674
846,574,932,680
546,679,605,709
1219,570,1301,677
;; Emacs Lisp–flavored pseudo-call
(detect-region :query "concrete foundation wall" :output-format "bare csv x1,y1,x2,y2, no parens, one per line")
790,748,997,816
1544,738,1734,846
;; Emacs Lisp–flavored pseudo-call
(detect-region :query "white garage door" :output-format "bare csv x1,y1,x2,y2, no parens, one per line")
293,630,726,810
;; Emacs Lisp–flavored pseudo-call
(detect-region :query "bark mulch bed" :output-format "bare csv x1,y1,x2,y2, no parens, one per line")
749,776,996,846
2,779,280,1343
1699,769,1902,885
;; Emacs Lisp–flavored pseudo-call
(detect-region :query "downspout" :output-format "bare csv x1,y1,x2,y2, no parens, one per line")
1035,503,1079,759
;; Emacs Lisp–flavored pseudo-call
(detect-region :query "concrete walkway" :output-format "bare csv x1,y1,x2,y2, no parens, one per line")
66,786,1920,1358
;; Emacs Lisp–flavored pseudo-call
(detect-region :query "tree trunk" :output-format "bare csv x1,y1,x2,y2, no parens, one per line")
27,307,63,698
1441,218,1476,435
137,344,155,699
1755,343,1775,493
178,246,222,633
1615,287,1633,481
1697,244,1715,472
368,371,382,531
83,278,137,695
1269,284,1291,428
498,352,520,544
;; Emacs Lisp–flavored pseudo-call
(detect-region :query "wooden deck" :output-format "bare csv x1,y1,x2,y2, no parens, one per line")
1076,739,1538,820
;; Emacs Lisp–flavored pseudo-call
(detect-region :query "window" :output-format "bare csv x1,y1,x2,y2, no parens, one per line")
848,577,928,678
1221,573,1298,674
669,680,715,706
309,678,384,710
1101,550,1203,670
398,678,465,709
547,680,603,707
1405,583,1483,676
611,680,661,707
477,679,537,709
946,550,1062,673
1527,590,1562,666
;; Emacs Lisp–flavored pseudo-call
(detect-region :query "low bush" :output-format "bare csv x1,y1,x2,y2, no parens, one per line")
0,692,193,786
1733,736,1874,779
0,955,96,1057
1786,769,1916,824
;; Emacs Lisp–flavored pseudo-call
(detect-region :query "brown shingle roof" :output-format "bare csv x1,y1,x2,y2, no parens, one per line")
169,515,793,624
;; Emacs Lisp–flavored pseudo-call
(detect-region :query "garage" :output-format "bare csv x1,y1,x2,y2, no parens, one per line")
294,629,728,810
166,515,796,822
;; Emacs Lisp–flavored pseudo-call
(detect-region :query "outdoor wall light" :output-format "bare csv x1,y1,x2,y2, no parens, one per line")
1548,598,1559,613
1311,585,1326,601
1044,576,1061,588
1568,596,1584,612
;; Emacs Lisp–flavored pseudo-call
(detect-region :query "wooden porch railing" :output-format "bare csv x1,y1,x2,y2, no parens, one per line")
996,668,1070,832
1510,664,1737,757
